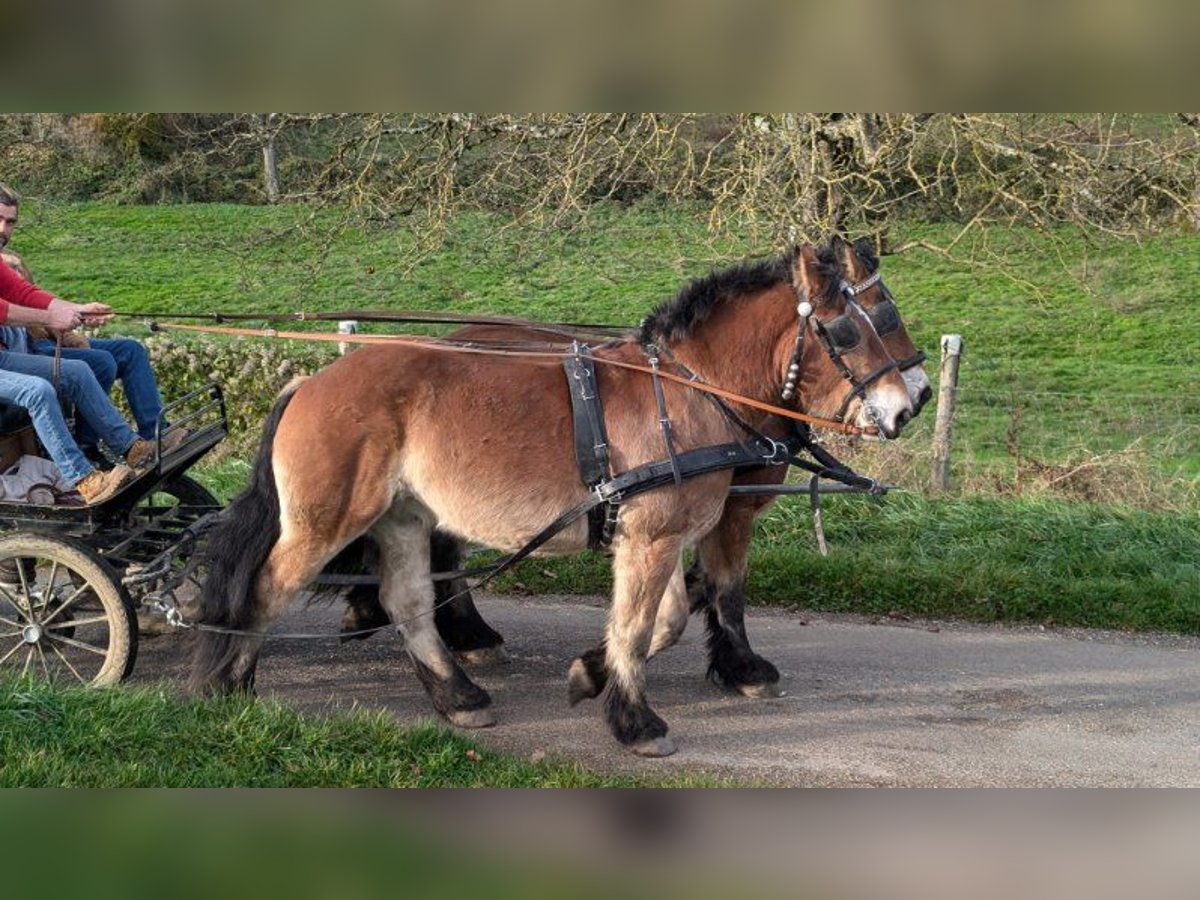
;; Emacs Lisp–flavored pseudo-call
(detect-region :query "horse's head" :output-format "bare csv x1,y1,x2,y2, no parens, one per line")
787,244,914,439
831,236,933,415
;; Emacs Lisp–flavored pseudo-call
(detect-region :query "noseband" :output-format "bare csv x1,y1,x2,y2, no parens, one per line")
780,279,904,423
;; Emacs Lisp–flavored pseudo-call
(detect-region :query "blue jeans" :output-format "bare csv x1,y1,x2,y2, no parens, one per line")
33,338,166,444
0,352,138,486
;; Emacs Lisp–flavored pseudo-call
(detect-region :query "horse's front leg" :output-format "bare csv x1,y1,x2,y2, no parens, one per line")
568,560,687,705
688,493,782,698
429,531,507,664
599,533,685,757
340,531,507,663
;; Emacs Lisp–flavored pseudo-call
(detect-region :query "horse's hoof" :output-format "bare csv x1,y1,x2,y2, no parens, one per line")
737,682,783,699
629,736,677,758
448,707,497,729
567,657,599,706
456,645,510,666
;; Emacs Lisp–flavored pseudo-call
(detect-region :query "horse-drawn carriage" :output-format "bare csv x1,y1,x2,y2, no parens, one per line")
0,384,228,686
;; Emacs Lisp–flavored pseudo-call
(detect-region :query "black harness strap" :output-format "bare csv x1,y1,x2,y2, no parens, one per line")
596,441,770,504
563,343,619,549
645,347,683,487
564,343,612,488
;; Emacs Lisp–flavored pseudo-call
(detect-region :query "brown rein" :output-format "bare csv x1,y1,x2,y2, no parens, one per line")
149,320,876,436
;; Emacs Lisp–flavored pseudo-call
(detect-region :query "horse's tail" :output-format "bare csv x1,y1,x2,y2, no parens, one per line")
188,381,301,693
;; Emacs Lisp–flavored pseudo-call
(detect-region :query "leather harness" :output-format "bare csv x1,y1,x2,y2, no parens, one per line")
561,339,875,552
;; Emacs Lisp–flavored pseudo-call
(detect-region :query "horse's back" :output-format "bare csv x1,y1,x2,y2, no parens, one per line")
275,343,589,551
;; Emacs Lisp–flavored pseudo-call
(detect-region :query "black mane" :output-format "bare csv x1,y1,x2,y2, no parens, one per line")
638,245,842,344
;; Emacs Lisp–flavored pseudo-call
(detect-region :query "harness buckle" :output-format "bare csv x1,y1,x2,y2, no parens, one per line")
762,438,791,465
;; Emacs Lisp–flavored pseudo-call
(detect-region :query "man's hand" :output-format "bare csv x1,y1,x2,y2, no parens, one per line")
77,301,113,326
44,303,80,331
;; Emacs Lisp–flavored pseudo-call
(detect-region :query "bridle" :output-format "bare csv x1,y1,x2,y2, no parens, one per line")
780,277,902,424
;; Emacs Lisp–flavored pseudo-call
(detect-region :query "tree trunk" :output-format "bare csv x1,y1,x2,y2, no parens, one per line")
259,113,280,203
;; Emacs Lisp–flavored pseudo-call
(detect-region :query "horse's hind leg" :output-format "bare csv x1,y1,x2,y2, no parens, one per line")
371,504,496,728
689,499,781,698
224,535,346,692
568,560,687,705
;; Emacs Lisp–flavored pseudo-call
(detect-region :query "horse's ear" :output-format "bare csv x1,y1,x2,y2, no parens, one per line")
829,234,855,273
791,244,824,302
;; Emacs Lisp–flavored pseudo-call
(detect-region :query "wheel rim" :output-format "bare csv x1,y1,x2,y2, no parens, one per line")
0,552,125,686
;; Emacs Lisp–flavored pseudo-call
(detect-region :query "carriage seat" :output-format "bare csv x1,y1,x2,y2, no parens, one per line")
0,400,38,473
0,400,31,435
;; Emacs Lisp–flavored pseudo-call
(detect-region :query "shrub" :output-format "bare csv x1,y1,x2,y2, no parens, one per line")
143,334,337,457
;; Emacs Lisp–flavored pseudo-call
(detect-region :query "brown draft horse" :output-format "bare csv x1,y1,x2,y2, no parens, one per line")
343,236,931,699
190,242,914,756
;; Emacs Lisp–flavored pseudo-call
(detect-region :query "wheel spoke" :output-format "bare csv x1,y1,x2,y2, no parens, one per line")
15,556,33,596
0,628,23,638
43,582,93,625
0,638,26,666
47,641,86,684
0,583,32,619
49,614,109,628
34,640,51,679
21,645,33,676
44,632,108,656
0,613,27,629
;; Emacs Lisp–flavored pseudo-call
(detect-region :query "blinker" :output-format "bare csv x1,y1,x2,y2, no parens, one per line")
820,314,861,353
867,298,901,336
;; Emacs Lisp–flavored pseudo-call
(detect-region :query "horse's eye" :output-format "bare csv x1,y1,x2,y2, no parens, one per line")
820,314,861,353
868,298,901,336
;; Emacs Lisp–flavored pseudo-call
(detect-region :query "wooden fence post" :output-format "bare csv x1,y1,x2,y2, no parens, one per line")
337,320,358,355
932,334,964,492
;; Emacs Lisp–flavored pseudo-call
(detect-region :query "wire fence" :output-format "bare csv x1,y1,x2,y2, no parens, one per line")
818,352,1200,510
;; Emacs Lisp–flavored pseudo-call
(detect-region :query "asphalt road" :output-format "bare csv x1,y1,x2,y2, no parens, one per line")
134,593,1200,786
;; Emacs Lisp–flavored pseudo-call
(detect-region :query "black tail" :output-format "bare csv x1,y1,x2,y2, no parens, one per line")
188,384,300,694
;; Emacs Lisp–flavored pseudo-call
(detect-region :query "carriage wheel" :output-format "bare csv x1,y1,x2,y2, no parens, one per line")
136,474,220,519
0,534,137,687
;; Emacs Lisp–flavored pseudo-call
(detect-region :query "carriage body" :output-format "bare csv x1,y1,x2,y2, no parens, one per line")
0,383,228,686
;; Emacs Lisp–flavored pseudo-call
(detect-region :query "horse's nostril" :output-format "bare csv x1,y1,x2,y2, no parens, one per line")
919,385,933,408
896,408,912,430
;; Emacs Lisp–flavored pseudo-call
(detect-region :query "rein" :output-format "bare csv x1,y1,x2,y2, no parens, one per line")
148,320,877,437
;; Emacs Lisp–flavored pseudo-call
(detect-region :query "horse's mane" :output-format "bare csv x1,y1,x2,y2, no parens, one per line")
638,245,842,344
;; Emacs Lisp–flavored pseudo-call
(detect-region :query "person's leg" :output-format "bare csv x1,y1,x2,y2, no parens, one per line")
0,364,92,486
0,353,138,458
87,338,165,439
31,340,117,451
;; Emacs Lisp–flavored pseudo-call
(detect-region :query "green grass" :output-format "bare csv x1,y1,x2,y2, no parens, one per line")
0,677,719,787
750,491,1200,632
